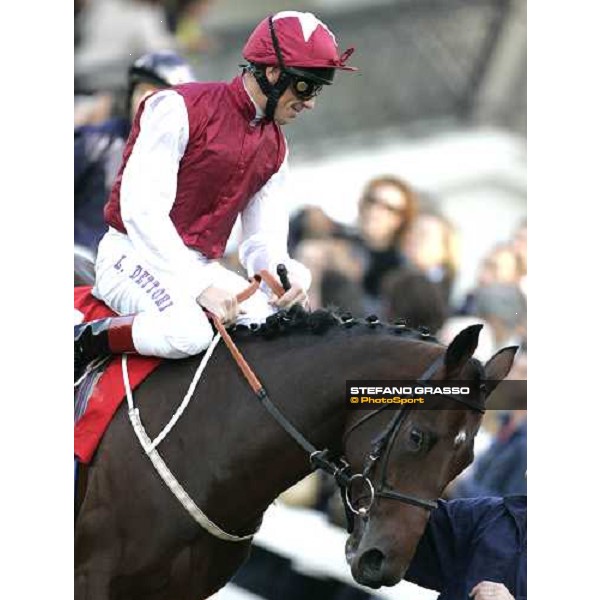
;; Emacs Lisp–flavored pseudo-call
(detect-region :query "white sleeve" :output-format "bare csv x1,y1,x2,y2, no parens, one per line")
238,153,312,291
120,90,216,299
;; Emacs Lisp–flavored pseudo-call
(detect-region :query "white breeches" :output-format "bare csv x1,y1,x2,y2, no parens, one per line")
92,231,277,359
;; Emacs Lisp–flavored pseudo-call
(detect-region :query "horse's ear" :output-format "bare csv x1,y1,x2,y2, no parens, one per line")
483,346,519,396
444,324,483,379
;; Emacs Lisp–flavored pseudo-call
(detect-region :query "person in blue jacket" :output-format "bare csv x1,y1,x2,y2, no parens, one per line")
405,495,526,600
452,410,527,499
74,50,196,253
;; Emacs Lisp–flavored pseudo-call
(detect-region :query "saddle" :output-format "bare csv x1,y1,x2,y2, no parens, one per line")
74,287,161,463
74,270,288,464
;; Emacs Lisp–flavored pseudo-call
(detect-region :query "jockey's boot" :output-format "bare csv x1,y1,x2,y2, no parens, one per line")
74,316,136,381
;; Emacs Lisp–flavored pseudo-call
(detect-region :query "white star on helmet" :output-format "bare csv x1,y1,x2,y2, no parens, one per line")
273,10,338,45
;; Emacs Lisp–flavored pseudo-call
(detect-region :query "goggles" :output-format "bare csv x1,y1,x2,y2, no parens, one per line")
290,76,323,101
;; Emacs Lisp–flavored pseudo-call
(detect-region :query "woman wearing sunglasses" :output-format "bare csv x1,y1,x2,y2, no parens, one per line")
75,11,356,369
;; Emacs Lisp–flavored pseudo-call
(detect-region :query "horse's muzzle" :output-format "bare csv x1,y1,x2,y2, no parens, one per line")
352,548,406,589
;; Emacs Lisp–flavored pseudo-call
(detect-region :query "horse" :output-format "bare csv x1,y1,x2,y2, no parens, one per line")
74,306,516,599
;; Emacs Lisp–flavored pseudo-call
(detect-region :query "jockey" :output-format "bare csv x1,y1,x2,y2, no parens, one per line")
75,51,197,253
75,11,356,372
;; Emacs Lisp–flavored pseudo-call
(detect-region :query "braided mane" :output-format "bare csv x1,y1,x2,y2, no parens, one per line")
232,304,440,343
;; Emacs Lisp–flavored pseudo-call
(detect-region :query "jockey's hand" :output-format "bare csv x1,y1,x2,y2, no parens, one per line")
470,581,515,600
271,282,308,310
196,286,239,325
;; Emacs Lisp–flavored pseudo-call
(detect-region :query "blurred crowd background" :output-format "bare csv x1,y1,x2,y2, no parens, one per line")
74,1,526,599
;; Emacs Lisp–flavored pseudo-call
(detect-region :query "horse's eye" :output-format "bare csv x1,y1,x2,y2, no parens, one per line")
409,428,424,451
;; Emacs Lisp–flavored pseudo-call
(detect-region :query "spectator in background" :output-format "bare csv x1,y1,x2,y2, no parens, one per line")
75,0,177,99
401,210,460,305
74,93,116,129
75,51,196,254
164,0,219,53
478,243,522,287
289,206,365,314
288,206,346,254
458,241,523,317
355,175,419,314
470,284,526,350
450,409,527,499
458,242,520,308
380,267,448,333
293,237,365,314
288,176,421,318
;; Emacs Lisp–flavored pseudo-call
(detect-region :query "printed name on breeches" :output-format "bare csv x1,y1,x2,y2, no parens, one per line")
114,255,175,312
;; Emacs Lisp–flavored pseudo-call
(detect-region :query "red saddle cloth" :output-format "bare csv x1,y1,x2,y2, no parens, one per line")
74,287,161,463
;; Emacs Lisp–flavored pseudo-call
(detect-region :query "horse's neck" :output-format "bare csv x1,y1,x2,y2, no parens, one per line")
193,331,438,534
193,334,359,531
237,332,442,497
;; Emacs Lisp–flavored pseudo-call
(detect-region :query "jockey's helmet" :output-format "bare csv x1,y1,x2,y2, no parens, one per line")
242,11,356,120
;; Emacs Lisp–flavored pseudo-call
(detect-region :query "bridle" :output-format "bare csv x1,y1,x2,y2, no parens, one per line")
210,266,488,535
123,266,489,543
215,291,487,532
339,355,487,528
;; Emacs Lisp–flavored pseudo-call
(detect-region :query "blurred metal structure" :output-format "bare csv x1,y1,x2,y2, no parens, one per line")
192,0,525,158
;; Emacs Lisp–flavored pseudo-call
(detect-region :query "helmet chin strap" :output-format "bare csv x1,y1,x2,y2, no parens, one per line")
252,14,295,122
249,65,291,122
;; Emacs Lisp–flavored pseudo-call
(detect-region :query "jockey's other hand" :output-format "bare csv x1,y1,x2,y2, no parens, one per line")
469,581,515,600
272,282,308,310
197,286,239,325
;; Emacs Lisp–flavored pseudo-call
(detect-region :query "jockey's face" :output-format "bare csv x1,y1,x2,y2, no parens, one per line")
266,67,317,126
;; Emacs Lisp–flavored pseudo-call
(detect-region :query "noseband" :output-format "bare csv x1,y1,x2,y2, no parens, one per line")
339,355,486,527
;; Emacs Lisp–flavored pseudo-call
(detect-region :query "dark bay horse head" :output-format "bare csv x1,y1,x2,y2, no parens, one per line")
342,324,517,588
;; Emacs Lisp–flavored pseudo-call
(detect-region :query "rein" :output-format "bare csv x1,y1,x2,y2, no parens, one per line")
209,270,354,488
213,276,487,534
126,266,487,543
124,268,290,543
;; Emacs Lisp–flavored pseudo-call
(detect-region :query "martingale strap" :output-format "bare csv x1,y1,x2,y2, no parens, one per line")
124,265,340,543
123,268,285,542
124,342,258,543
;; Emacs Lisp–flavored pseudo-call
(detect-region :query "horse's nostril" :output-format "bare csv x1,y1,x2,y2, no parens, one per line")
358,548,385,583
